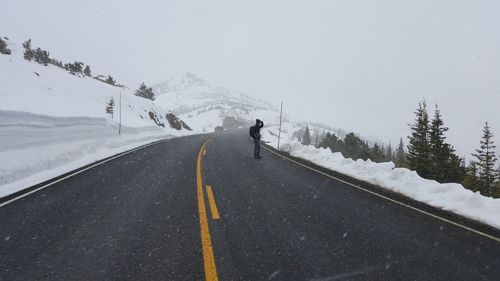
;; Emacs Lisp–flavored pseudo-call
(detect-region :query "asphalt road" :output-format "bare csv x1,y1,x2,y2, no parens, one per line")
1,130,499,281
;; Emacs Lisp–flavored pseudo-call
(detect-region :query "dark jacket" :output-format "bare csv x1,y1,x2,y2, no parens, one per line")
252,120,264,140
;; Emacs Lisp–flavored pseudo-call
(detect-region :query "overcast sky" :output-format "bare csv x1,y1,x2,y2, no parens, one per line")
2,0,499,158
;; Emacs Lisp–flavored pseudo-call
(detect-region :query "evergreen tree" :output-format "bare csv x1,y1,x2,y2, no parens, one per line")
0,37,11,55
83,65,91,77
451,154,467,183
319,132,339,152
428,105,459,182
66,61,84,74
134,82,155,100
302,126,311,146
462,161,479,192
471,122,498,196
313,129,320,148
105,75,116,85
385,144,394,162
33,47,50,65
407,101,431,178
395,137,406,168
495,180,500,198
370,143,385,162
105,97,115,119
23,39,34,61
343,133,367,160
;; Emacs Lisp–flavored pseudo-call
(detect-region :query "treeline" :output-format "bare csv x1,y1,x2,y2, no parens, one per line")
406,102,465,183
298,125,397,163
20,39,156,102
299,100,499,198
21,38,119,87
405,101,499,197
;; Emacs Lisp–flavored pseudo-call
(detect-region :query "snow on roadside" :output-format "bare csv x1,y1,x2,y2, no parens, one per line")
263,125,500,230
0,40,194,199
0,110,192,198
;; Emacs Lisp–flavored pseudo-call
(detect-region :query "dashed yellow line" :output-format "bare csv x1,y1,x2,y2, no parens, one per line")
196,139,219,281
206,185,220,220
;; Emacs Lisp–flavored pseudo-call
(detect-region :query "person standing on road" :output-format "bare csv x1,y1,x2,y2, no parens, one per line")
249,119,264,159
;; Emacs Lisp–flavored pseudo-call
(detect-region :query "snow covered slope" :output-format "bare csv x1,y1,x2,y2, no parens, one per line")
152,72,281,132
0,43,179,129
0,38,191,197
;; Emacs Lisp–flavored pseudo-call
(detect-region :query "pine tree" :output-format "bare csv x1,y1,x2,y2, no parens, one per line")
471,122,498,196
428,105,458,182
395,138,406,168
462,161,479,192
23,39,34,61
371,143,385,162
302,126,311,146
0,37,11,55
407,101,431,178
319,132,338,152
385,144,394,162
495,180,500,198
68,61,84,74
135,82,155,100
105,97,115,119
33,48,50,66
83,65,91,77
106,75,116,85
313,129,320,148
494,168,500,198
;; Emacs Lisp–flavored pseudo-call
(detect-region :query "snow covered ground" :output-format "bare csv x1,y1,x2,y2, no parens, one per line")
263,124,500,229
2,38,499,231
153,72,282,132
0,39,192,198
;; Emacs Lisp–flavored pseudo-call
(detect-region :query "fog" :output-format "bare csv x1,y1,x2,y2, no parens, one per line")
2,0,499,157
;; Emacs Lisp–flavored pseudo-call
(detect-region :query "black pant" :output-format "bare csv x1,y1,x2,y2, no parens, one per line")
254,138,261,158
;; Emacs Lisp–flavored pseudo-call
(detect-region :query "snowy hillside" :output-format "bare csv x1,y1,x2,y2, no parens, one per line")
0,37,191,197
0,41,183,129
152,72,281,132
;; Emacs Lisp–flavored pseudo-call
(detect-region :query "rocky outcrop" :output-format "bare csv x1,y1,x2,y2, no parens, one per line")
166,113,192,131
148,111,165,127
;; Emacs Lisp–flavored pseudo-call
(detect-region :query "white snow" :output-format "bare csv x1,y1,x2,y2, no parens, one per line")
0,40,191,198
153,73,282,131
2,38,499,231
263,124,500,229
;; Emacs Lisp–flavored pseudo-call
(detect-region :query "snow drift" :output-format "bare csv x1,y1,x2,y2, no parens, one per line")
0,38,191,198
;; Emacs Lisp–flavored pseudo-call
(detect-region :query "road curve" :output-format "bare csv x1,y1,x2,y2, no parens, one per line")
1,130,499,281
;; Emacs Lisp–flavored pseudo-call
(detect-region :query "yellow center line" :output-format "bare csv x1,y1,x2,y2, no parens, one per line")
206,185,220,220
196,139,219,281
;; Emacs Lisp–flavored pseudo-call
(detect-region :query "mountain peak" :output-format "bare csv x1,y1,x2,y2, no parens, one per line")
180,72,207,88
152,72,208,94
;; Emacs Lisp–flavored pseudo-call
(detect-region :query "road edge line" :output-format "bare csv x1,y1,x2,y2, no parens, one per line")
262,145,500,243
0,137,170,208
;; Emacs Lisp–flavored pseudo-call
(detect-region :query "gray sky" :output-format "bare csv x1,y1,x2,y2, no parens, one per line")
2,0,500,157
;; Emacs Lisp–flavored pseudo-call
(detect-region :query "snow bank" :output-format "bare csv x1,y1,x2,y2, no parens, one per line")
0,42,193,198
263,125,500,229
0,110,189,198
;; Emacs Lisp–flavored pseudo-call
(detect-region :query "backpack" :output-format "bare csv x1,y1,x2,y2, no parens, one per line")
249,125,256,138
